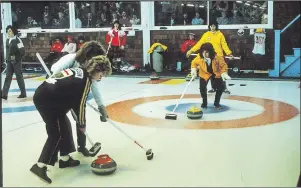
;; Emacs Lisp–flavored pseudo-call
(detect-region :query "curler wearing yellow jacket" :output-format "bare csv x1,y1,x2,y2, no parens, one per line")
190,43,231,110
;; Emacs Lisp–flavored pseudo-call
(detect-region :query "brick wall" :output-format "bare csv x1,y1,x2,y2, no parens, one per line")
20,31,143,65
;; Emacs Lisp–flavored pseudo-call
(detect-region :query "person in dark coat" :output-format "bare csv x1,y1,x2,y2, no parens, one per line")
1,25,26,100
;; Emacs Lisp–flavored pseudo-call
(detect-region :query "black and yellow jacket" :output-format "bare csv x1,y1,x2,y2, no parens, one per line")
191,54,228,81
33,67,92,125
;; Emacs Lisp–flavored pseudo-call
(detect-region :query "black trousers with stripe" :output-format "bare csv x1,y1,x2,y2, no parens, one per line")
34,105,76,166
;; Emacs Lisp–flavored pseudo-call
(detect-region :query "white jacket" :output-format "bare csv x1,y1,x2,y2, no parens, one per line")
51,54,104,107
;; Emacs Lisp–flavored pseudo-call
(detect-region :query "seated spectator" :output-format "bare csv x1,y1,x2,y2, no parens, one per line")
61,36,77,54
44,37,64,68
191,12,204,25
77,36,85,50
180,33,197,71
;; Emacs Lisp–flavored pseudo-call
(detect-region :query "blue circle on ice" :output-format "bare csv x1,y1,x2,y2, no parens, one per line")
165,103,229,114
2,88,93,113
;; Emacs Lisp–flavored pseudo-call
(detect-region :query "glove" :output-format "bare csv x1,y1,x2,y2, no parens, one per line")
191,68,197,79
78,123,86,133
221,72,231,81
186,50,192,58
98,105,108,122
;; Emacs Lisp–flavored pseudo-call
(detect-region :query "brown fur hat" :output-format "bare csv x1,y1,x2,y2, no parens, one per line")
84,55,112,77
75,41,106,64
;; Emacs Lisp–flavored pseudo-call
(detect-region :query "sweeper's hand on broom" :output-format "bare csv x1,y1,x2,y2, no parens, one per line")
191,68,197,79
221,72,231,81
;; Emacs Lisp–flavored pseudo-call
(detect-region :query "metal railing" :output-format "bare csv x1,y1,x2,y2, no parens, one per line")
270,14,300,77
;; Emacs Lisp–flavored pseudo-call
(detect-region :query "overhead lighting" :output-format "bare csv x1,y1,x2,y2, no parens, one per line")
187,4,194,7
199,5,204,8
245,3,251,6
253,5,257,8
260,6,266,9
236,1,243,3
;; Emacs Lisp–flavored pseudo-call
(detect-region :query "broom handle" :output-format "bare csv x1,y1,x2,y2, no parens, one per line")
171,76,194,113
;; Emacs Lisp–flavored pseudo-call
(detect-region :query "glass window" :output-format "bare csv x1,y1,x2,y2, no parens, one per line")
11,2,70,29
154,1,208,26
209,1,268,25
74,1,141,28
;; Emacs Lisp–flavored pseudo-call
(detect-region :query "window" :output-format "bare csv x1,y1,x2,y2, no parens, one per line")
209,1,268,25
11,2,70,29
154,1,208,26
74,1,141,29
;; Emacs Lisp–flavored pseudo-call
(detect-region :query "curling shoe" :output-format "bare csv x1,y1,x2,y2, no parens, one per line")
224,89,231,94
78,147,90,157
59,156,80,168
17,94,27,98
30,164,52,184
214,104,223,110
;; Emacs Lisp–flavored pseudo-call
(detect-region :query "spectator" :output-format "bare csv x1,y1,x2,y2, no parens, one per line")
57,12,69,28
179,12,190,25
191,12,204,25
42,16,52,29
119,11,132,27
62,36,77,54
217,11,230,25
110,12,118,24
130,14,140,25
75,11,82,28
83,12,95,28
44,37,64,68
77,36,85,50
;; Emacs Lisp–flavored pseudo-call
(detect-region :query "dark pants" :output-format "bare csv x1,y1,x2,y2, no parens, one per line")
2,61,26,97
76,123,86,148
35,105,76,166
210,76,227,91
200,76,225,106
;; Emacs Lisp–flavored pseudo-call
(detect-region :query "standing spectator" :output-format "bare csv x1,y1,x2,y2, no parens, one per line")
57,12,69,28
75,11,82,28
41,16,52,29
191,12,204,25
179,12,190,25
105,21,127,69
83,13,95,28
2,25,27,100
110,12,118,24
119,11,132,27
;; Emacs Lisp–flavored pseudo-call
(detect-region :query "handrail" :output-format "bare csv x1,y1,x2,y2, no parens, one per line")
281,14,300,34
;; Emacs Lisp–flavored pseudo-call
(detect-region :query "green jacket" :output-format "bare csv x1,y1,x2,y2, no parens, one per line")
6,36,25,62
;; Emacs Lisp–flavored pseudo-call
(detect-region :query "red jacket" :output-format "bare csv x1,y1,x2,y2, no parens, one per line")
51,42,64,53
78,43,84,49
105,29,127,47
181,39,197,53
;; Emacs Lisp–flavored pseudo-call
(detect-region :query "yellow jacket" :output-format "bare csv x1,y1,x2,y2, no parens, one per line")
190,31,232,57
147,43,168,54
191,54,228,81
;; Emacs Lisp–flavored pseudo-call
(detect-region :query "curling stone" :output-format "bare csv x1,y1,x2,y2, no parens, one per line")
187,106,203,119
185,74,192,81
91,154,117,175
